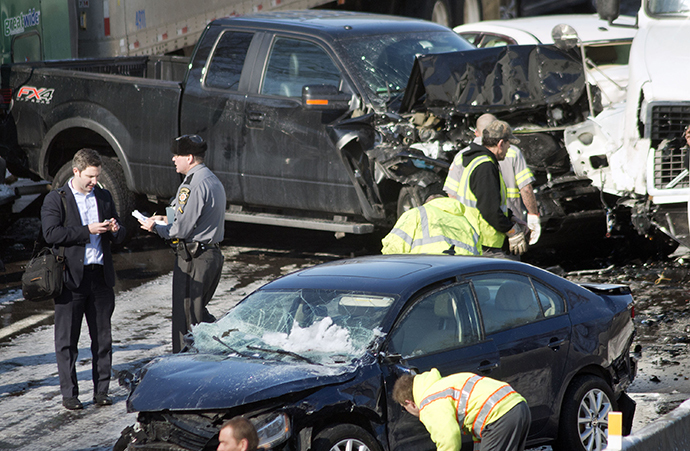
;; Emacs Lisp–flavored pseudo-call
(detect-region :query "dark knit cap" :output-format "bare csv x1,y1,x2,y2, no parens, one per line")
171,134,207,156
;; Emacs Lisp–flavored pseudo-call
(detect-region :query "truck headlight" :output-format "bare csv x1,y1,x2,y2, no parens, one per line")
255,412,290,449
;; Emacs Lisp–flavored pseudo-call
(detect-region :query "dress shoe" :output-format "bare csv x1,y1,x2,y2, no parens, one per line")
93,393,113,406
62,397,84,410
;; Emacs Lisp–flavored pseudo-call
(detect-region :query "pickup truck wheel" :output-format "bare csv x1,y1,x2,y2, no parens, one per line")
312,424,382,451
397,186,425,218
555,375,616,451
53,158,136,239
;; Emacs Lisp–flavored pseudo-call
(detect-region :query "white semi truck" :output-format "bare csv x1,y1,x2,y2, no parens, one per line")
564,0,690,251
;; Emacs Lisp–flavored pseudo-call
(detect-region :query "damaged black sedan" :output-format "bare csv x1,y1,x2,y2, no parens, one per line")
116,255,636,451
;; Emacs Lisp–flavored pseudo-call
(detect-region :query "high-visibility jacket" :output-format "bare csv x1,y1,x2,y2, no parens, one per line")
381,197,481,256
452,154,508,249
499,146,535,222
413,368,526,450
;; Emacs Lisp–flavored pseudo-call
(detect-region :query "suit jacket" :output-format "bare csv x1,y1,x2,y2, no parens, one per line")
41,185,126,291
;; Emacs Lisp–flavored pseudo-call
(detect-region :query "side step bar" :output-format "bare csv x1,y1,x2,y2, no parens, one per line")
224,210,375,234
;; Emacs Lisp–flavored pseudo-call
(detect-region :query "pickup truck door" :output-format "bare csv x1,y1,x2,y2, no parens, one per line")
180,27,259,203
241,34,362,215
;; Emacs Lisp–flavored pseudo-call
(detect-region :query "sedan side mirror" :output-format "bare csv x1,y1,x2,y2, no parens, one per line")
302,84,352,110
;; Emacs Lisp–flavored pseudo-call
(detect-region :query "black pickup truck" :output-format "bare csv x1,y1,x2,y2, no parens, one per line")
0,10,601,246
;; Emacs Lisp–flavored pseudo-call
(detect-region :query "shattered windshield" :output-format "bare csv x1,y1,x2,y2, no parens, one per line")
191,289,395,365
647,0,690,14
341,31,474,102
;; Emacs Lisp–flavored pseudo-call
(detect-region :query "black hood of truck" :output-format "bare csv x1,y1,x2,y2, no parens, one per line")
399,44,586,115
127,353,358,412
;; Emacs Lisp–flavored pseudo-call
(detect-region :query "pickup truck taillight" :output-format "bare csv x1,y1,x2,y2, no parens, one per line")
0,88,11,107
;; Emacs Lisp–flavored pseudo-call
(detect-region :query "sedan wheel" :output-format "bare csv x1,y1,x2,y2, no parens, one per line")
556,375,616,451
312,424,382,451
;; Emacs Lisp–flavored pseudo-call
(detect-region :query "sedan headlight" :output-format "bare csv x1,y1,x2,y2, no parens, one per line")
254,412,290,449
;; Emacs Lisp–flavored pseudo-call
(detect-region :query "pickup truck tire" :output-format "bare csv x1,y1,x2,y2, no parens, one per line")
312,424,382,451
53,157,136,239
554,375,616,451
397,186,425,218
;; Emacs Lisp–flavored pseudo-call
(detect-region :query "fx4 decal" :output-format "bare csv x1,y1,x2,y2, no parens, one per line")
16,86,55,104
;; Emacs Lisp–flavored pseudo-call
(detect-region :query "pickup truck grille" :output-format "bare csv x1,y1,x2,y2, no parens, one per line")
651,104,690,190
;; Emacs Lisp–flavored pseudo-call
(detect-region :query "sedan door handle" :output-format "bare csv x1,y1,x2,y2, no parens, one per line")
477,360,498,374
548,337,566,351
247,111,265,122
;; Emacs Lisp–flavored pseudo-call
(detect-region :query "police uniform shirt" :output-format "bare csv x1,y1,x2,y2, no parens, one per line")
154,163,226,244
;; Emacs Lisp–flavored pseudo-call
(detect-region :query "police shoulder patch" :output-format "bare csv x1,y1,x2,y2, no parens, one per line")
178,187,191,206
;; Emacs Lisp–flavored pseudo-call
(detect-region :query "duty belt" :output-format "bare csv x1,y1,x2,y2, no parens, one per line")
175,241,219,261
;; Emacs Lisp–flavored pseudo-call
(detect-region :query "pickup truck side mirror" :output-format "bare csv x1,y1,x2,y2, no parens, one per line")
597,0,620,23
302,84,351,110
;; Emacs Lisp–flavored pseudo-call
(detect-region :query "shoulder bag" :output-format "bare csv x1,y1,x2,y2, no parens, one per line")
21,192,67,302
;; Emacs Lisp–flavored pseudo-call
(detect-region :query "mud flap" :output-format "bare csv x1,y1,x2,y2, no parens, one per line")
617,391,636,436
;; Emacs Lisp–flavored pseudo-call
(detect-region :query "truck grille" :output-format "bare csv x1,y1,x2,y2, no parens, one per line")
651,104,690,190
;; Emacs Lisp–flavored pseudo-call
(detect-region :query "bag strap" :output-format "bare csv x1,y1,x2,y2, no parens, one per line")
33,191,67,259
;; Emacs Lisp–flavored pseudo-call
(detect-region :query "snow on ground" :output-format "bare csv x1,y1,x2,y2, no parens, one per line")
0,246,315,451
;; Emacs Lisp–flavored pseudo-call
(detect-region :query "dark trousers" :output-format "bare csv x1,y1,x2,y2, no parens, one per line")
54,265,114,399
479,401,531,451
172,247,223,353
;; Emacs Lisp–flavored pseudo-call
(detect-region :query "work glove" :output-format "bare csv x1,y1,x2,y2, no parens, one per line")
506,224,528,255
527,214,541,245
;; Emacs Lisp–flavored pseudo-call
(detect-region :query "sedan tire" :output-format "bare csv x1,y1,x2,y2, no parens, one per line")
555,375,617,451
312,424,383,451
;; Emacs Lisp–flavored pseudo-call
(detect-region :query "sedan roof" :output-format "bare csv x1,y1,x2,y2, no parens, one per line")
454,14,637,45
261,254,545,296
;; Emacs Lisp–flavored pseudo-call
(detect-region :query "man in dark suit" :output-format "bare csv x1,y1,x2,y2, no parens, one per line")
41,149,126,410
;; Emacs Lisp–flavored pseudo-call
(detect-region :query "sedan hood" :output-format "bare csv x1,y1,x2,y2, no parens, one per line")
127,353,356,412
400,44,586,115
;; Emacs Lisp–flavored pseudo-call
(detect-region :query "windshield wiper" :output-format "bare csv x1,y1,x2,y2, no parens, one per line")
247,345,321,365
212,336,257,359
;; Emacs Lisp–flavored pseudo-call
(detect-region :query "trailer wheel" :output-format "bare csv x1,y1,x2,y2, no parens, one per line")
53,157,136,239
415,0,453,27
461,0,481,24
554,375,616,451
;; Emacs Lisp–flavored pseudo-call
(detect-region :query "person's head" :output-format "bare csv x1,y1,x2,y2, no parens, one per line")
685,124,690,147
392,374,420,417
475,113,498,138
71,148,102,194
482,120,519,161
217,417,259,451
171,134,207,175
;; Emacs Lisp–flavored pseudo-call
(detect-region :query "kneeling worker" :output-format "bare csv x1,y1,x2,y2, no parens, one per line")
381,193,481,256
393,368,530,451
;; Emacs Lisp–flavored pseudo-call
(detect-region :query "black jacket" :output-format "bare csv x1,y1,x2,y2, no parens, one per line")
41,185,126,291
461,143,514,235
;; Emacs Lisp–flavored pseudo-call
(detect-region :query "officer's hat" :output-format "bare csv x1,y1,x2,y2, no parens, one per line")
171,134,207,156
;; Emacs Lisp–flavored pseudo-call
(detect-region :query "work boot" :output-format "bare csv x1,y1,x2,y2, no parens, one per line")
62,397,83,410
93,393,113,406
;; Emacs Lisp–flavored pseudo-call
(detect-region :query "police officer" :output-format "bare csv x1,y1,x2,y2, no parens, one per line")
393,368,530,451
139,134,226,353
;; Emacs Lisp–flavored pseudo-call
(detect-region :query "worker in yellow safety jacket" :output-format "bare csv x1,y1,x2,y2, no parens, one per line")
444,120,528,257
393,368,531,451
381,195,481,256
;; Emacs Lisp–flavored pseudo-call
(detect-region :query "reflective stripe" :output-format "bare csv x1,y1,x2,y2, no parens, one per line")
471,384,517,437
419,387,459,410
388,227,413,246
455,374,482,426
506,187,520,199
